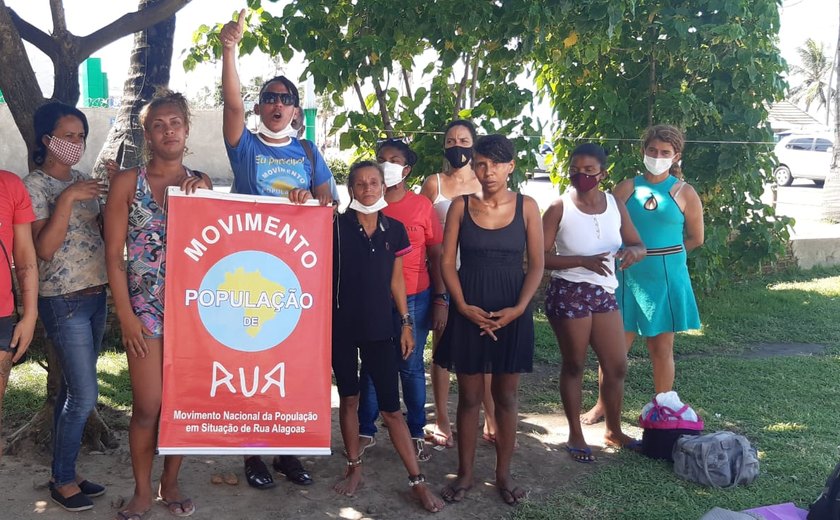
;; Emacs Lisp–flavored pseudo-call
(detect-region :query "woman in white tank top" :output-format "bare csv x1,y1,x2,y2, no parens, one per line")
541,143,646,462
419,120,494,448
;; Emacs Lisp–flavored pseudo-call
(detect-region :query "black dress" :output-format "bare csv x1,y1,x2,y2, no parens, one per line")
434,193,534,374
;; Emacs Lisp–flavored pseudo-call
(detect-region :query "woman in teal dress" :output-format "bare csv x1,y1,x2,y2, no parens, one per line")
581,125,704,426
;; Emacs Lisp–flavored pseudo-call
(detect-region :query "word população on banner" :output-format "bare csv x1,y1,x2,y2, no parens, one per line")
159,188,333,455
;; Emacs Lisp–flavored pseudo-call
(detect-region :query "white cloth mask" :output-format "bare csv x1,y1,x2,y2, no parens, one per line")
349,194,388,214
382,161,406,187
643,155,674,176
258,120,298,141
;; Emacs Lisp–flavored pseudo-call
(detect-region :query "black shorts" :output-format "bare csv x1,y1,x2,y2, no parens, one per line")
0,315,15,353
332,336,401,413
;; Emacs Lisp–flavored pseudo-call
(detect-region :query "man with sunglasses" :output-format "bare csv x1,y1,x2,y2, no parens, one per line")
221,9,335,207
219,9,332,490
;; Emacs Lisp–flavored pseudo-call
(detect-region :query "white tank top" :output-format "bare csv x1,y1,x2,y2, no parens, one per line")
432,173,452,224
551,191,623,292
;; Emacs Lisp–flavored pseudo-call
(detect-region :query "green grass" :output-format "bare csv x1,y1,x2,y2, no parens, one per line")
4,351,132,431
5,267,840,519
517,266,840,519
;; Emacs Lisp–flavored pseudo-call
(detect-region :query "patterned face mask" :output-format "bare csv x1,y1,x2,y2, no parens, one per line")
47,136,85,166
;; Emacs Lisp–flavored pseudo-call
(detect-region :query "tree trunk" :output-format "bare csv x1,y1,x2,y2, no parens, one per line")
372,78,393,137
823,1,840,223
93,0,176,177
0,0,191,168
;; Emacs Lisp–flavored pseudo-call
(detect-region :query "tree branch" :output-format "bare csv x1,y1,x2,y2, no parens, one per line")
78,0,191,59
49,0,67,36
469,52,480,108
402,68,412,99
453,53,471,119
354,80,368,114
372,77,393,137
7,8,58,59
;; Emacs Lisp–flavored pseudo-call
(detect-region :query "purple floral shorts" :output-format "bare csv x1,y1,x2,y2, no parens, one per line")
544,277,618,319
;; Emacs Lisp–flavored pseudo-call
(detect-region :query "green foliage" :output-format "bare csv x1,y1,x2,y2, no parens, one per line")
186,0,543,186
326,157,349,185
186,0,792,288
535,0,791,290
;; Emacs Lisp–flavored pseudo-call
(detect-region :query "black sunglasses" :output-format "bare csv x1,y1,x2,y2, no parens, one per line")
260,92,297,106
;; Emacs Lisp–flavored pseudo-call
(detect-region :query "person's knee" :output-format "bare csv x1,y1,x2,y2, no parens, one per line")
458,390,483,410
131,400,162,428
379,410,402,424
560,358,586,378
601,359,628,381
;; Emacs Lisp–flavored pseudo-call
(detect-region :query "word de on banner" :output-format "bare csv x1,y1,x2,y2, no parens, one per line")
159,188,333,455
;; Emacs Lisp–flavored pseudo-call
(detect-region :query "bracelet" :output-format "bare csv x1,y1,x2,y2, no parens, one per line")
408,473,426,487
346,457,363,467
432,293,450,303
432,300,449,307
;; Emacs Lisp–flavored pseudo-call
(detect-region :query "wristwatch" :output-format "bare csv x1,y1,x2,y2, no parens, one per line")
433,293,450,303
401,313,414,327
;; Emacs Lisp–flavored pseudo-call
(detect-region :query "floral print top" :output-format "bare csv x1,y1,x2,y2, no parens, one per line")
23,169,108,297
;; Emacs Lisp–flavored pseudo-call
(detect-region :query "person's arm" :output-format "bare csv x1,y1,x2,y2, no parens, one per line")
542,197,613,275
680,183,705,252
612,177,635,203
426,204,447,331
104,171,150,358
10,223,37,361
441,197,495,332
419,173,439,203
614,197,646,270
488,196,544,333
221,9,247,147
390,255,414,360
30,178,106,261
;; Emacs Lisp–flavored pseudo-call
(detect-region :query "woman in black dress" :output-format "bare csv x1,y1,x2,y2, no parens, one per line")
434,134,544,506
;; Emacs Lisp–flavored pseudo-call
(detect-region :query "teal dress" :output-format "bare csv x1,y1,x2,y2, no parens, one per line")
616,175,700,335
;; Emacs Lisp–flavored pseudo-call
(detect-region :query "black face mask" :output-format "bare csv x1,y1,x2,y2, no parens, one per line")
444,146,473,169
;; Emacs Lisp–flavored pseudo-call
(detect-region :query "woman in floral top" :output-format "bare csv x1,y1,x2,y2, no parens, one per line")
24,102,108,512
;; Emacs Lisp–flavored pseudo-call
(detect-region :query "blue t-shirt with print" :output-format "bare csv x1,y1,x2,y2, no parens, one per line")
225,126,334,197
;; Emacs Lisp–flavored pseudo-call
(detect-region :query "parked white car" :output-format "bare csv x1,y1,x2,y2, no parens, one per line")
773,134,833,186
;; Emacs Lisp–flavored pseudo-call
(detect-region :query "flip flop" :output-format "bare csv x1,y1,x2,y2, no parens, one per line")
498,486,527,506
482,432,496,444
565,445,595,463
440,483,472,503
425,429,454,449
115,510,151,520
605,438,643,453
157,496,195,517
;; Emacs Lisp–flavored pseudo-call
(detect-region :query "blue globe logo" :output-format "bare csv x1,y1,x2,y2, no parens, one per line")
195,251,303,352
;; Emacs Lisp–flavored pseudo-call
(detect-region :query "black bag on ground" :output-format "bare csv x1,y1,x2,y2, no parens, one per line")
808,460,840,520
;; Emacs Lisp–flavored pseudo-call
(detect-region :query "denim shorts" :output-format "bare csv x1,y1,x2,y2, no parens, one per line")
0,315,15,352
545,277,618,319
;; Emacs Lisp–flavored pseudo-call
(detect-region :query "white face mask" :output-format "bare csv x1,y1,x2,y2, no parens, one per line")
382,161,406,187
349,194,388,214
643,155,674,176
258,120,298,141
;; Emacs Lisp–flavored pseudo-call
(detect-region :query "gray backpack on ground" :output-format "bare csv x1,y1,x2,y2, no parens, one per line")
672,431,759,488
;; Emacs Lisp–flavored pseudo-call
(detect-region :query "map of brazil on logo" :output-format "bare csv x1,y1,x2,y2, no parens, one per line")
190,250,307,352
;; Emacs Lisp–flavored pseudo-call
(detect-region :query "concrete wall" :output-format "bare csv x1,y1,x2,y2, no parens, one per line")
0,104,234,183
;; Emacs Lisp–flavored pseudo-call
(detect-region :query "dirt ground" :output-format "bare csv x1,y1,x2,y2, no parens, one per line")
0,369,640,520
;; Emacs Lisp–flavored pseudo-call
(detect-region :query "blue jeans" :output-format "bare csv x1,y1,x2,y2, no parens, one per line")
358,289,431,439
39,290,107,486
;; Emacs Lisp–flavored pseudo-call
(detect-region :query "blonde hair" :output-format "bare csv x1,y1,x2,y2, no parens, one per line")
139,90,191,162
642,124,685,178
139,89,191,131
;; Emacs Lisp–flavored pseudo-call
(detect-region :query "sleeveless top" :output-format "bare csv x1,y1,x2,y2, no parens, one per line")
552,191,622,292
432,173,452,225
626,175,684,249
126,166,196,335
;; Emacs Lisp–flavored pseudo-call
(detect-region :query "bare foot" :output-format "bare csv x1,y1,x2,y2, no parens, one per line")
53,482,83,498
333,466,363,496
440,476,473,503
580,405,605,425
496,476,527,506
358,435,375,456
604,432,642,451
412,483,445,513
157,481,195,516
425,425,454,448
117,495,152,519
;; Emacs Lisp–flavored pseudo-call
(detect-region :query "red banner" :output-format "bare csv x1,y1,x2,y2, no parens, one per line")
158,189,332,455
